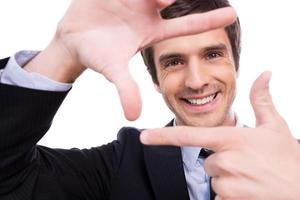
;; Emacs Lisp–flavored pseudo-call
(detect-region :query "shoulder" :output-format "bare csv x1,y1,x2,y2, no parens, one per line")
115,127,144,152
113,127,145,163
117,126,142,142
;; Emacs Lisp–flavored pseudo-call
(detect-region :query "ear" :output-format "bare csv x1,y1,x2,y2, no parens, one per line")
154,83,162,93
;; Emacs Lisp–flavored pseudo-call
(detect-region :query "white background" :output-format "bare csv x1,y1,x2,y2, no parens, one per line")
0,0,299,149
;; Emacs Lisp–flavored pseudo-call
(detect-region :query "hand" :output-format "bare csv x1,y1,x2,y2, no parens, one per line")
27,0,236,121
140,71,300,200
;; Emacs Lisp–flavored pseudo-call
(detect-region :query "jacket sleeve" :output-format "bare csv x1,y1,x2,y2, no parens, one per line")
0,58,122,200
0,81,66,197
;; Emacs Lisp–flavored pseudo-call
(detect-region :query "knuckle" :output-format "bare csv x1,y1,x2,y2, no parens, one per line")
176,131,191,146
213,152,236,174
230,132,246,147
203,157,215,175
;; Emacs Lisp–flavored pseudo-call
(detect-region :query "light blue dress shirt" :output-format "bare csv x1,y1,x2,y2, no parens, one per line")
182,146,211,200
0,51,72,91
179,118,243,200
0,51,243,200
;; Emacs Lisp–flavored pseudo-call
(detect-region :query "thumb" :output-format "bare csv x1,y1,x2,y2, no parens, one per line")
250,71,279,126
109,67,142,121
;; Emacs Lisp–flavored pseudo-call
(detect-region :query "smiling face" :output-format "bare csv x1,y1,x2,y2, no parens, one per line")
153,28,237,127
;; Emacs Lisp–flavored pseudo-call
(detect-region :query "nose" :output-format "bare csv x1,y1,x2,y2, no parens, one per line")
184,58,211,90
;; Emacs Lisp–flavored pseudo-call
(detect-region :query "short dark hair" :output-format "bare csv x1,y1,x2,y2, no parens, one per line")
141,0,241,85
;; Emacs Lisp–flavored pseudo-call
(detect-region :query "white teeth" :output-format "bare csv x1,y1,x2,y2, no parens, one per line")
187,94,215,105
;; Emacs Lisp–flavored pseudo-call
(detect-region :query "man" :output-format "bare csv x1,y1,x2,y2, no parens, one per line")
141,0,241,129
0,1,299,200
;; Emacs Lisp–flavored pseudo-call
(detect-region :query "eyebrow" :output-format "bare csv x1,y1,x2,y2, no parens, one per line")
202,43,228,54
158,43,229,64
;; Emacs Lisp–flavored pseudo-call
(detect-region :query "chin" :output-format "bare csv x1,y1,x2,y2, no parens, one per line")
189,121,222,127
180,112,228,127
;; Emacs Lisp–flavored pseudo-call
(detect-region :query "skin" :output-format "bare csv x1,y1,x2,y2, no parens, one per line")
23,0,236,121
141,72,300,200
153,29,237,127
20,0,300,199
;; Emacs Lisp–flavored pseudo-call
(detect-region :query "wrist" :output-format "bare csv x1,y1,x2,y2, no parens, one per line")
24,36,85,83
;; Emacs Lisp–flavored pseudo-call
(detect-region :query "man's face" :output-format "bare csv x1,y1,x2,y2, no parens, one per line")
153,28,237,127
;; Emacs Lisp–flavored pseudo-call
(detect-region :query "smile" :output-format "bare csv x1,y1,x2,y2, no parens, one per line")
184,93,218,106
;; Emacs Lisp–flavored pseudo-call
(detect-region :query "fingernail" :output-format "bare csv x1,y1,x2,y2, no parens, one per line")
164,0,176,5
140,131,150,144
265,71,272,88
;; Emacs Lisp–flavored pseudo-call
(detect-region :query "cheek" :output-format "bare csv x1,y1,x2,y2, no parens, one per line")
221,69,237,100
211,64,237,84
157,70,185,95
209,64,237,101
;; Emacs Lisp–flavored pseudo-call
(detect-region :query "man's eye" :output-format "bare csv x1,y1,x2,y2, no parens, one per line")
206,51,223,60
163,59,184,68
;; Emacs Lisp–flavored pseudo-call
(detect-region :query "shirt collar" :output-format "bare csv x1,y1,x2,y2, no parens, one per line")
178,114,243,167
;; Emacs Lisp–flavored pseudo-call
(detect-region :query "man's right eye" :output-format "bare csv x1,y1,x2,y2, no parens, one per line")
163,58,184,68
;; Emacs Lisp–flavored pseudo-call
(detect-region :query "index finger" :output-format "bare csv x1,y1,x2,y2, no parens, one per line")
155,0,176,10
160,7,237,40
140,126,244,151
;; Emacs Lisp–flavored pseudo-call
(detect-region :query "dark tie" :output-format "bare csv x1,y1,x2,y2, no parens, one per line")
198,148,214,159
198,148,215,200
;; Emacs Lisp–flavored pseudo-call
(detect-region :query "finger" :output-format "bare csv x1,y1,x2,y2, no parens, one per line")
160,7,236,40
214,195,231,200
215,196,234,200
204,151,240,178
211,177,236,200
212,176,256,200
140,126,243,151
155,0,176,10
215,195,222,200
212,178,234,200
110,67,142,121
204,153,222,177
211,178,220,198
250,71,280,126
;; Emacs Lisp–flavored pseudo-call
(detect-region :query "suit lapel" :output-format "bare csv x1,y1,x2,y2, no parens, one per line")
0,58,10,69
143,120,189,200
143,145,190,200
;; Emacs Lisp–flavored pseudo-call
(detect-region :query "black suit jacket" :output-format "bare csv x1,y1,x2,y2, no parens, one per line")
0,58,214,200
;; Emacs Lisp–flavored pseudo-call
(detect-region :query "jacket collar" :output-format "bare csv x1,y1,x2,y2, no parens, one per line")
143,119,217,200
143,119,190,200
0,58,10,70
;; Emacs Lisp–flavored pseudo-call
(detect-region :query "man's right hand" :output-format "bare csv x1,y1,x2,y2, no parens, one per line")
25,0,236,120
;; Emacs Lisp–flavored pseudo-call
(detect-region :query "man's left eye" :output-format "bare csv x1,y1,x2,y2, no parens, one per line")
206,52,223,60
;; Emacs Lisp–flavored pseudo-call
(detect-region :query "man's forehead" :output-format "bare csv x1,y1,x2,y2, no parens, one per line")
153,28,230,58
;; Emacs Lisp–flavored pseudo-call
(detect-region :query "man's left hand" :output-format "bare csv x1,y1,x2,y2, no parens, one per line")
141,71,300,200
